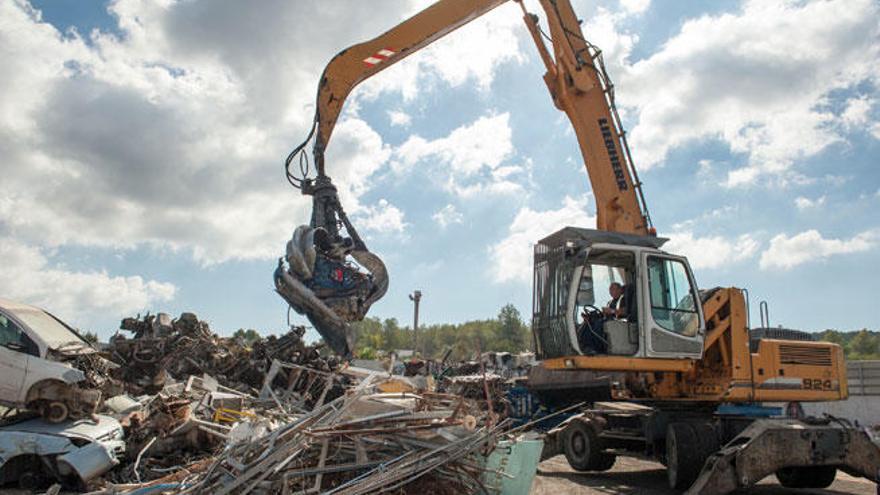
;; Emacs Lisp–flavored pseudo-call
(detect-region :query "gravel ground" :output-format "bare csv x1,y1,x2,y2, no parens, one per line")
531,455,876,495
0,455,872,494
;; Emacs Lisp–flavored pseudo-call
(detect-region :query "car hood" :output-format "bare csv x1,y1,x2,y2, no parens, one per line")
50,341,99,355
5,415,124,443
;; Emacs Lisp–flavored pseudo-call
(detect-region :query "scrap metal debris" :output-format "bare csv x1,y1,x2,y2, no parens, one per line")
108,313,331,395
0,311,541,494
172,379,506,495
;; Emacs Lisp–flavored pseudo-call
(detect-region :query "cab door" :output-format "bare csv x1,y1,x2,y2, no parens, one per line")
0,311,33,403
640,253,705,359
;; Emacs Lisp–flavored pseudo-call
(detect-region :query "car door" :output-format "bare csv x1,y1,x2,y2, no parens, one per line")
0,311,35,404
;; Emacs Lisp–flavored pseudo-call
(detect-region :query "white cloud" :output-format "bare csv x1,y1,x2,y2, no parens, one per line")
357,1,524,100
617,0,880,186
388,110,411,127
0,237,175,326
870,122,880,140
489,196,595,284
665,232,759,270
0,1,424,266
0,0,527,269
395,113,513,175
841,96,874,128
356,199,407,234
759,229,878,270
432,204,463,228
794,195,827,210
581,7,640,76
619,0,651,15
393,113,527,197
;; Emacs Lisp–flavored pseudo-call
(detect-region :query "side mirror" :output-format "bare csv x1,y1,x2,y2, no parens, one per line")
577,283,595,306
576,267,595,306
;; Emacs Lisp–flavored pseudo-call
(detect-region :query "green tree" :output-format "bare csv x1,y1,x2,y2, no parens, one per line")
818,330,845,346
849,329,879,359
497,304,526,352
383,318,401,351
232,328,262,345
81,331,99,345
351,317,384,353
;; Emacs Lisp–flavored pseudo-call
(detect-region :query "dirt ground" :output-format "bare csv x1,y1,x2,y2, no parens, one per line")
0,455,872,495
531,455,876,495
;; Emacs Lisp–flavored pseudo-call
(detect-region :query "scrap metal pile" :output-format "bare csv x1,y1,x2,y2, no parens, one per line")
107,313,330,395
172,381,507,494
19,312,535,494
441,373,510,418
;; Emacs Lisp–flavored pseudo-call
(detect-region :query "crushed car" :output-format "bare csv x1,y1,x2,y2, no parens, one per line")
0,298,116,423
0,414,125,490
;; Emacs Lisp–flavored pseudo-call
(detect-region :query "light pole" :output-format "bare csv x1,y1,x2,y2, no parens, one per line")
409,290,422,354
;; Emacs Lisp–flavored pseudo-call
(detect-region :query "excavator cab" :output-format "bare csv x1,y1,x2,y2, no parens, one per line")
532,227,705,361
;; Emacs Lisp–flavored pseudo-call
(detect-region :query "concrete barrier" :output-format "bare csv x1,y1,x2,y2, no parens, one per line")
778,361,880,427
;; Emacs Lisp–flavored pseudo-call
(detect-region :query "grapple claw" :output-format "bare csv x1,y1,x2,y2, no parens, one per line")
275,175,388,358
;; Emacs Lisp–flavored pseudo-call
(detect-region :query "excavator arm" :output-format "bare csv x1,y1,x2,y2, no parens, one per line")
279,0,653,356
310,0,508,171
310,0,653,233
520,0,652,234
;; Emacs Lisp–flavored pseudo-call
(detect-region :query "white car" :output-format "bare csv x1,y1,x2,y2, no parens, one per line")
0,298,109,422
0,414,125,490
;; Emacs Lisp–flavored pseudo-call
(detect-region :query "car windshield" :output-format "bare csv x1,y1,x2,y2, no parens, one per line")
10,308,85,348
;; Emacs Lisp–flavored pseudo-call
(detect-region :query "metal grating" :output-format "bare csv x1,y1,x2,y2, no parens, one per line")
779,344,833,366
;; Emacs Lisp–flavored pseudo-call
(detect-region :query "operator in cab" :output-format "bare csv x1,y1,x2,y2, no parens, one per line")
603,282,626,320
579,281,629,355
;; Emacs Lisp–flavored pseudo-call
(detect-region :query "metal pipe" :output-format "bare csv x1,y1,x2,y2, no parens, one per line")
409,290,422,353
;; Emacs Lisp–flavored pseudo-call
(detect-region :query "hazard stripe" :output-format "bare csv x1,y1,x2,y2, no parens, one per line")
363,48,396,67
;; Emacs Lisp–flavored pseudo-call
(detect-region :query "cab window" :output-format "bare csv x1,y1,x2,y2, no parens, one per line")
0,312,39,356
576,249,636,322
647,257,699,336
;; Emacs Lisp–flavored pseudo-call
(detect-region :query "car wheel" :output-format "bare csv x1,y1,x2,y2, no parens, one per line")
43,401,70,423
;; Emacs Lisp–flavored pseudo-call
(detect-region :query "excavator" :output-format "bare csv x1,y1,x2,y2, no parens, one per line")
274,0,880,493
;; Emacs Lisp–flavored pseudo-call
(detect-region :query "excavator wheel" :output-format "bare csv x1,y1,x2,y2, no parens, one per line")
690,421,721,464
666,422,704,490
775,466,837,489
563,420,615,471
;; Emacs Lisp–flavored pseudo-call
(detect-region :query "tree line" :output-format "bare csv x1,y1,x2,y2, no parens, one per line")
99,308,876,363
817,329,880,361
349,303,532,361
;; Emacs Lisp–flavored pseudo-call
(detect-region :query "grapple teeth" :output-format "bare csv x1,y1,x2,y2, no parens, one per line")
275,219,388,358
274,262,354,357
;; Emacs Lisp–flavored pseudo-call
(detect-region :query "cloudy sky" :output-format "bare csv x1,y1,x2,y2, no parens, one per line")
1,0,878,340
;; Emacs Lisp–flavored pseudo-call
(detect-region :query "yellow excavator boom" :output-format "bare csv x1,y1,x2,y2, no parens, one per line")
308,0,652,234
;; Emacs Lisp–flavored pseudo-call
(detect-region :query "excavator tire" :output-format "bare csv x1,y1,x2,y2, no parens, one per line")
775,466,837,489
563,420,615,471
666,423,703,490
690,421,721,462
